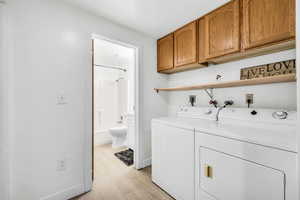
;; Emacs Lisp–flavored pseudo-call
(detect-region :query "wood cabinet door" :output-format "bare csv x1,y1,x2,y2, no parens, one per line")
174,21,197,67
198,17,206,63
243,0,295,49
157,33,174,72
205,0,240,59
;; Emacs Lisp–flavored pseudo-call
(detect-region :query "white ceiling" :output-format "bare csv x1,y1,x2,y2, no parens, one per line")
64,0,230,39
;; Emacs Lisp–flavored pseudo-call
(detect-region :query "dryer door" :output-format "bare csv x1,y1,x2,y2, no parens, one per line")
199,147,285,200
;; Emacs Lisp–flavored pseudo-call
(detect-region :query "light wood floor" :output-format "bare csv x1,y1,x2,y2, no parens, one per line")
72,144,174,200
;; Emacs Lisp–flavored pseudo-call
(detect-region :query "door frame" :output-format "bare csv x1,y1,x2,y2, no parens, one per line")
84,33,142,190
296,0,300,199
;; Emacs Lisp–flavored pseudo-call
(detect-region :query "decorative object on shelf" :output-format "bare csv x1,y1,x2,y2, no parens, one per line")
216,74,222,80
240,59,296,80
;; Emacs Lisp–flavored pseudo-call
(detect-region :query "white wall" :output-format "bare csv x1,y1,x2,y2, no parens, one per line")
0,5,5,199
167,49,297,116
0,3,11,200
3,0,168,200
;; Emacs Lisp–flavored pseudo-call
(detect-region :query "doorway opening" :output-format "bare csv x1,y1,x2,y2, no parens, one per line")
91,35,140,182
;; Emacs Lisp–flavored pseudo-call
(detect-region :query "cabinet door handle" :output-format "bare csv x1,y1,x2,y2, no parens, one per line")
204,164,213,178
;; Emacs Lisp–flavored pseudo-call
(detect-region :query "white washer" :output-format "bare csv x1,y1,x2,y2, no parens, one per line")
152,107,218,200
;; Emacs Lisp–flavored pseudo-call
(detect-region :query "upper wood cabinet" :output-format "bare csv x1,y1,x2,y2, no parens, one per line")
243,0,295,50
157,33,174,72
174,21,198,67
157,0,295,73
205,0,240,59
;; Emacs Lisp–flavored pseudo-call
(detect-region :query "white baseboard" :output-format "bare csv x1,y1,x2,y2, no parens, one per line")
142,158,152,168
40,184,84,200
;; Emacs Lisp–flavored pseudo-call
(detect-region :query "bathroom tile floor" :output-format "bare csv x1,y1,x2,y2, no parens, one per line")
72,144,174,200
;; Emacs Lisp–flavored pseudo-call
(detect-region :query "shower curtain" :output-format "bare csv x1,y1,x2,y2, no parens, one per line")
116,78,128,122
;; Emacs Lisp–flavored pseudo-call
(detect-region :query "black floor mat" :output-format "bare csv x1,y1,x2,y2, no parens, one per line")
114,149,134,166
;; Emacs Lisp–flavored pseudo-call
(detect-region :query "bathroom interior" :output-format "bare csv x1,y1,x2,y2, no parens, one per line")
93,38,136,177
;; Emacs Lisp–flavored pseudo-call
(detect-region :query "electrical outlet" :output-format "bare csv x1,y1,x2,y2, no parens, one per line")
57,159,66,171
246,94,254,104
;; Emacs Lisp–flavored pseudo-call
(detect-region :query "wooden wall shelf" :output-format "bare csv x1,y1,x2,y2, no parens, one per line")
154,74,296,92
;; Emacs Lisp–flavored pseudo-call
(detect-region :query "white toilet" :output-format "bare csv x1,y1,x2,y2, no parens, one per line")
109,126,127,148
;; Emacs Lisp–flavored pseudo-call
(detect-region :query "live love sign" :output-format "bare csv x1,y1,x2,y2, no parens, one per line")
240,59,296,80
